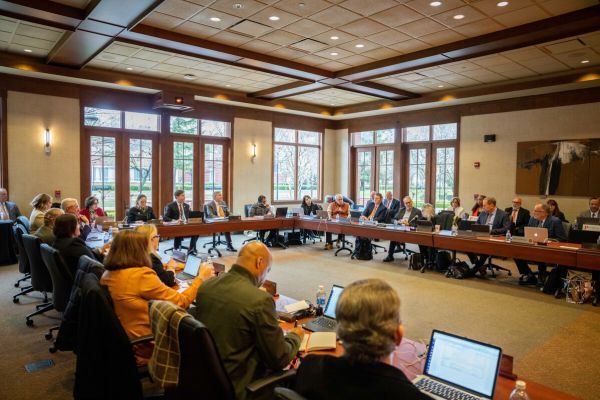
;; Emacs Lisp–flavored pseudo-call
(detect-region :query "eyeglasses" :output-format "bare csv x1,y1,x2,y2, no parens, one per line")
152,235,160,240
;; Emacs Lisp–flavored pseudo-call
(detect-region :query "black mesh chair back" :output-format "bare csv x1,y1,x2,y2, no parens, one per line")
165,317,235,400
274,388,309,400
436,211,455,231
40,244,73,313
244,204,252,217
0,220,17,265
22,234,52,293
13,224,30,274
77,255,105,278
16,215,30,232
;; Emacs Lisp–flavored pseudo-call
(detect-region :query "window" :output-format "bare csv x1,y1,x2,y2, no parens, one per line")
129,138,153,207
84,107,121,128
170,116,198,135
356,149,373,205
352,129,396,204
173,141,195,208
353,129,395,145
434,147,455,210
90,136,117,217
204,143,224,203
404,126,429,142
407,148,427,208
201,120,229,137
273,128,321,202
125,112,159,131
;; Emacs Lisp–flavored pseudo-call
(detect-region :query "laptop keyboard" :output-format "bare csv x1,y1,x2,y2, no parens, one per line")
312,317,336,329
415,378,480,400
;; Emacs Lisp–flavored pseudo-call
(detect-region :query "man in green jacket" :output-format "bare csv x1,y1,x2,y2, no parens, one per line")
191,241,304,399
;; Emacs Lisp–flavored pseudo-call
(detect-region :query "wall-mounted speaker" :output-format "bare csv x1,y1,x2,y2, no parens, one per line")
484,134,496,143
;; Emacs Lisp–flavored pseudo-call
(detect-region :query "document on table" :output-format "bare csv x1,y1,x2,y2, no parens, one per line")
299,332,337,352
284,300,310,313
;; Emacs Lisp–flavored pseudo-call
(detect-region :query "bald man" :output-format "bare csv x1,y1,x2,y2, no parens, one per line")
504,197,530,236
191,242,304,400
0,187,21,221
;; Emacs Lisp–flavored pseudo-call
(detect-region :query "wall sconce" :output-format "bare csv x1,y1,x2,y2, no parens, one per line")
44,129,51,155
251,143,257,163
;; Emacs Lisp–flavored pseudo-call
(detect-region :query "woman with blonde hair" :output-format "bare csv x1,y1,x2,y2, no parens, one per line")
29,193,52,232
101,230,214,365
135,224,177,287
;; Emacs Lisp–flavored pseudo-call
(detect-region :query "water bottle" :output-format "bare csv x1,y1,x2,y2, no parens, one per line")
316,285,326,316
505,230,512,243
509,380,529,400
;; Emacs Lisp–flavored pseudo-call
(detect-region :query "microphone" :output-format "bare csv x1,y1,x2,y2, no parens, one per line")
408,214,420,224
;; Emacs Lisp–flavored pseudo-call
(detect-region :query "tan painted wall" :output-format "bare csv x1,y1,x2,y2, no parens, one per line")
7,91,80,216
459,102,600,221
326,128,349,197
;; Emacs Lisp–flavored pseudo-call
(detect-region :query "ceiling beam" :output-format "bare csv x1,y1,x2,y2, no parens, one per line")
1,0,85,21
336,5,600,82
248,81,328,100
338,81,418,100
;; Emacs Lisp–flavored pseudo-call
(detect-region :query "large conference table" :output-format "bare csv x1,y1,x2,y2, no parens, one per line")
156,217,600,270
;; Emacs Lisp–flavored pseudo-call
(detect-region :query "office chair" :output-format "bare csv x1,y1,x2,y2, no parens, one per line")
22,234,54,326
482,256,512,277
16,215,30,233
334,234,353,256
243,204,261,244
393,242,416,260
202,204,228,257
0,220,17,266
371,242,387,254
12,225,33,302
40,244,73,347
162,205,190,255
274,388,309,400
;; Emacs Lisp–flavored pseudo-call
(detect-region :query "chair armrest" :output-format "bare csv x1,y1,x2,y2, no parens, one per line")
246,369,296,393
130,334,154,345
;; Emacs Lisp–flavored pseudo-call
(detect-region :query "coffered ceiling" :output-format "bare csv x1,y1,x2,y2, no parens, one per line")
0,0,599,119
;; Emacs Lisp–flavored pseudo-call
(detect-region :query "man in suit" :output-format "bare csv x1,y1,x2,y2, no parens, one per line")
384,196,423,262
61,198,91,240
576,197,599,228
191,242,304,400
514,203,567,286
360,192,388,223
249,195,277,246
364,191,376,207
0,187,22,221
205,191,236,252
163,190,198,255
467,197,511,274
383,191,400,217
504,196,530,236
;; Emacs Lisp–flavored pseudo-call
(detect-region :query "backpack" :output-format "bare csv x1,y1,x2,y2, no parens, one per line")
446,261,472,279
352,238,373,260
436,251,453,271
542,266,568,295
408,253,424,270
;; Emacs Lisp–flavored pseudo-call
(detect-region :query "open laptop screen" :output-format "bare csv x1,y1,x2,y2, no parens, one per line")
183,257,201,277
425,330,502,398
323,285,344,319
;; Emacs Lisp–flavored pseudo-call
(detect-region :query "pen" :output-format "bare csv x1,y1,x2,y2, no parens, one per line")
294,320,298,328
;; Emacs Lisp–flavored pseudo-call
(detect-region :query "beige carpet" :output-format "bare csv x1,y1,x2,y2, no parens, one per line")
1,235,598,399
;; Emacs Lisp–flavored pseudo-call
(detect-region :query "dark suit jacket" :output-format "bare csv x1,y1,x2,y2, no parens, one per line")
126,206,156,223
477,208,511,235
191,265,301,400
149,253,176,287
383,198,401,217
361,202,388,223
1,201,21,221
163,201,190,222
204,200,230,218
53,237,100,275
393,207,423,226
504,207,531,236
294,355,431,400
527,216,567,242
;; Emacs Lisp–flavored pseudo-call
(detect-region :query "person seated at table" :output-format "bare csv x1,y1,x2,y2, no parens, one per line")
294,279,430,400
383,191,400,216
61,198,91,240
418,203,437,266
101,230,213,366
300,195,322,241
163,190,199,255
576,197,599,228
325,194,355,208
135,224,177,288
249,194,277,246
504,197,530,236
364,191,376,207
466,197,511,276
325,194,350,250
34,208,64,245
546,199,567,223
126,194,156,223
383,196,422,263
470,194,486,217
514,203,567,286
53,214,106,275
80,195,105,225
360,193,387,223
0,187,21,221
29,193,52,233
190,242,303,400
205,191,236,252
448,197,466,219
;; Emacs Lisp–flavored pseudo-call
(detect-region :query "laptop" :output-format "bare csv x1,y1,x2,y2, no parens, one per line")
176,255,200,280
317,210,329,219
471,224,491,234
416,220,433,232
291,207,304,216
275,207,288,217
302,285,344,333
577,217,600,229
524,226,548,243
350,210,362,219
412,330,502,400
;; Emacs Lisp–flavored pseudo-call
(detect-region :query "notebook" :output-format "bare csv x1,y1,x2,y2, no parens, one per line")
412,330,502,400
302,285,344,333
299,332,337,352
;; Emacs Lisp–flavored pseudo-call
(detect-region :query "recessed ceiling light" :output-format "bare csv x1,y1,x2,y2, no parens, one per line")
330,103,335,106
233,3,242,9
126,67,133,70
355,44,365,48
453,14,465,20
269,16,280,21
210,17,221,22
437,85,444,88
330,52,338,56
581,60,590,64
430,1,442,6
330,36,339,40
183,74,196,80
225,84,231,87
299,3,305,7
23,48,32,53
497,1,509,6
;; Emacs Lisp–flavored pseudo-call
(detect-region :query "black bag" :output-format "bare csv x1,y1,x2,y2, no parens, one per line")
436,251,453,271
446,261,472,279
542,266,568,294
408,253,423,270
284,231,302,245
352,237,373,260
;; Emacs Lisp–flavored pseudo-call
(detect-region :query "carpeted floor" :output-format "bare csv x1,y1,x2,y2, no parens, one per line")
1,234,598,399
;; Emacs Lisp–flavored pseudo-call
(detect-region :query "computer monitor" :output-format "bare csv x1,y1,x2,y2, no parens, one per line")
275,207,288,217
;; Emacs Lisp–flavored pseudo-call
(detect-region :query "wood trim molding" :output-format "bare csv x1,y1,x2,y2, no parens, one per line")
0,88,7,189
